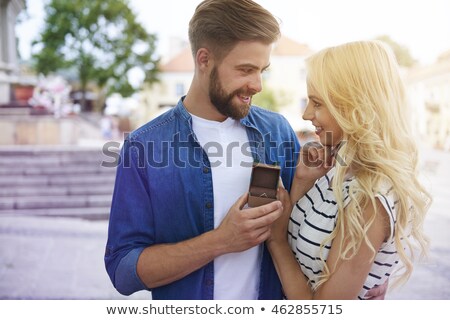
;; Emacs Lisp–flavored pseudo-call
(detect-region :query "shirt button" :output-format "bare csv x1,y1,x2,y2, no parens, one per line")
205,202,212,209
206,279,213,286
203,167,210,174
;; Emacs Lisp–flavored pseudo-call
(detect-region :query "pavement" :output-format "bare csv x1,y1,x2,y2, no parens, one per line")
0,147,449,300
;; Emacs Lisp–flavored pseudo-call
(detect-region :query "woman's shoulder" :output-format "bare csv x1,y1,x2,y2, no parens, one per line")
375,181,397,211
374,181,398,242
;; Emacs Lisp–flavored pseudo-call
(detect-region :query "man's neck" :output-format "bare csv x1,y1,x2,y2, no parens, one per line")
183,87,227,122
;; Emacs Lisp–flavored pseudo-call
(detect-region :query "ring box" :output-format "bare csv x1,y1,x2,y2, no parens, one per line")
248,163,281,207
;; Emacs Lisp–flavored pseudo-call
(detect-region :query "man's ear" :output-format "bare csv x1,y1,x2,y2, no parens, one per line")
196,48,211,71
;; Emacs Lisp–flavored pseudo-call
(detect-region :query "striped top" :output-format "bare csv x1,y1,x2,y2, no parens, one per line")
288,167,399,299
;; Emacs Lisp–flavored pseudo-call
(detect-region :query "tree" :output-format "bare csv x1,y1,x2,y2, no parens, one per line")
252,81,291,113
375,35,416,67
31,0,159,111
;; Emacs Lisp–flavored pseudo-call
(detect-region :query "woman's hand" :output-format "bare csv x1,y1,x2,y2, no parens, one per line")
296,141,335,182
267,181,293,245
289,141,336,205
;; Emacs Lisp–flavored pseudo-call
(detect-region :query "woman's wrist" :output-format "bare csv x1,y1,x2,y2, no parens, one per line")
293,175,316,187
266,236,290,250
290,177,315,204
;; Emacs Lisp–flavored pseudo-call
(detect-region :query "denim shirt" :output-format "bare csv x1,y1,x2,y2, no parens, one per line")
105,98,300,299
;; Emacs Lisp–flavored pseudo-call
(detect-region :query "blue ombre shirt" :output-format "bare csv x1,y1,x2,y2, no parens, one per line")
104,98,300,299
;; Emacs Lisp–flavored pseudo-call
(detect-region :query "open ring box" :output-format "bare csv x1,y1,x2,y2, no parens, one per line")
247,162,281,207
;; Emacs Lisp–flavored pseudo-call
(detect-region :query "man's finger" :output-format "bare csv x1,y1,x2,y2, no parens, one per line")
251,206,283,229
236,192,249,210
324,145,334,168
245,200,283,220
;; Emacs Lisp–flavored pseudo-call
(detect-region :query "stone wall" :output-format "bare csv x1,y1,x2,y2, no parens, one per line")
0,115,103,145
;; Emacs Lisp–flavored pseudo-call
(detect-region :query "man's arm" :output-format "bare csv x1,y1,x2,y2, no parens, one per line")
365,280,389,299
137,193,284,289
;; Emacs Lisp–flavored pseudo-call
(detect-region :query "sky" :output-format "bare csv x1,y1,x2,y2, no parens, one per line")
16,0,450,65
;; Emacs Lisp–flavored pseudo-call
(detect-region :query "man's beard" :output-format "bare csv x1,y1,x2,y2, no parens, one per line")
209,66,252,120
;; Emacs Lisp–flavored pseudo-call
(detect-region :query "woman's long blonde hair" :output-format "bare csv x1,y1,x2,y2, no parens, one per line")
305,40,431,288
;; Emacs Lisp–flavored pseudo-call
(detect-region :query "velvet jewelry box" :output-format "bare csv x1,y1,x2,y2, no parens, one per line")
247,163,281,207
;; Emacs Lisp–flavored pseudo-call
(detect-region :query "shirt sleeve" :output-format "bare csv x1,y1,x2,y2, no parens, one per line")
375,189,397,242
281,120,300,192
104,138,154,295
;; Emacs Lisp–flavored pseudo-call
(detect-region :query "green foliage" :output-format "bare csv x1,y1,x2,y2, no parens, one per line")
252,87,277,112
375,35,416,67
31,0,159,106
252,82,291,113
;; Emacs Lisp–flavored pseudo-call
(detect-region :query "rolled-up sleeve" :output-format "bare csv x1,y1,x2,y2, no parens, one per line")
114,247,147,295
104,138,154,295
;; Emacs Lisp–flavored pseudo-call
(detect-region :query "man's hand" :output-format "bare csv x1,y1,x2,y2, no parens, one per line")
364,280,389,299
216,192,284,253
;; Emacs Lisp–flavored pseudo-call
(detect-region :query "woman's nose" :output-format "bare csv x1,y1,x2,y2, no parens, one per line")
302,104,313,121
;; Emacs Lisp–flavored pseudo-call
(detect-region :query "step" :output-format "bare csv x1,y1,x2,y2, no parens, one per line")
0,175,115,187
0,156,108,167
0,206,111,220
0,185,114,197
0,166,116,176
0,145,116,155
0,147,120,158
0,147,118,220
0,195,112,210
0,155,119,168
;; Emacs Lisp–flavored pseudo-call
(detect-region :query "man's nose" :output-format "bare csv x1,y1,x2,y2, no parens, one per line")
248,73,262,93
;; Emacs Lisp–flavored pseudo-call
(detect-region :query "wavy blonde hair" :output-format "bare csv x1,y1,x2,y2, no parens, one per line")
305,40,431,288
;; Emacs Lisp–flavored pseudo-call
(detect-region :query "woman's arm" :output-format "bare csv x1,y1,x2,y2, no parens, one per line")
268,187,314,298
268,196,390,299
311,199,390,299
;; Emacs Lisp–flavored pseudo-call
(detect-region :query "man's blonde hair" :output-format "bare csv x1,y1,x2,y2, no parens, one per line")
188,0,280,62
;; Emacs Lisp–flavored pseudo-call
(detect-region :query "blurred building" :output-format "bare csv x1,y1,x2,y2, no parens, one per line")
0,0,25,105
406,50,450,150
268,36,313,132
139,35,314,132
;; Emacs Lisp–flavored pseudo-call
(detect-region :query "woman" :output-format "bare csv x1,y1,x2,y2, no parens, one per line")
268,40,431,299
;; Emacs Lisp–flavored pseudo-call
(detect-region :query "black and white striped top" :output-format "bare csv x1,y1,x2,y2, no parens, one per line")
288,167,399,299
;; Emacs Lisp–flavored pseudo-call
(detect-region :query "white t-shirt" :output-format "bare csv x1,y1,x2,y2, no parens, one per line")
191,113,259,299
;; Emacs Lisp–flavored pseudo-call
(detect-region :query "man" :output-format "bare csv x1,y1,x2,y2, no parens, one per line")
105,0,299,300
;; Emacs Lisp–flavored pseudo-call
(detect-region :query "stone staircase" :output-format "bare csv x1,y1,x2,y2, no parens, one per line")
0,146,119,220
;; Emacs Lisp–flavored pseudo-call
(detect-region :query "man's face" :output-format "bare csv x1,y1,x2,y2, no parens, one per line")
208,41,272,120
209,66,252,120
